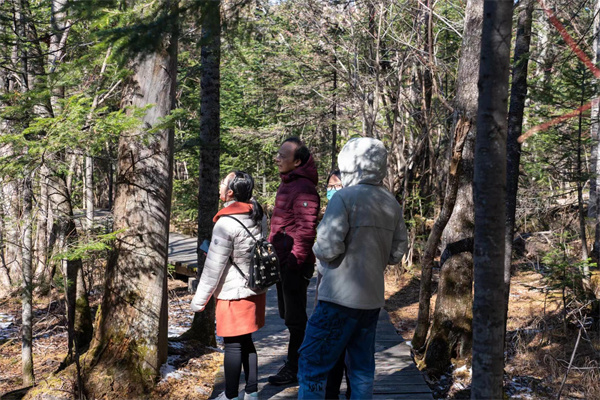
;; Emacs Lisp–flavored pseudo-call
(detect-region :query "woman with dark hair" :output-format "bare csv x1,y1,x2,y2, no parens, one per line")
191,171,265,400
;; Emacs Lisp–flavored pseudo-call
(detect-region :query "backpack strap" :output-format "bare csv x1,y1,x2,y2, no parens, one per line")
229,257,249,284
222,215,259,242
222,215,257,283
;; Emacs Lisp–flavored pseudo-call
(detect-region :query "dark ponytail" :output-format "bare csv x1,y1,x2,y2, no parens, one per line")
228,170,264,225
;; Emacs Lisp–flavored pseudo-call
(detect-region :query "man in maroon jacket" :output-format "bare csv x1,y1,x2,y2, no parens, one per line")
268,137,320,386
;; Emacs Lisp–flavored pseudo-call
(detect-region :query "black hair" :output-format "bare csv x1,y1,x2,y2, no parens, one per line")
327,169,341,184
283,137,311,166
227,170,264,224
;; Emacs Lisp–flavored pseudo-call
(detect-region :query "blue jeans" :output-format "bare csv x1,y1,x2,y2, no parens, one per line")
298,301,380,399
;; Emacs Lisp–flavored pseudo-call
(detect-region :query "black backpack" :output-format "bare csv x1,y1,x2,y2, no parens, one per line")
224,216,281,291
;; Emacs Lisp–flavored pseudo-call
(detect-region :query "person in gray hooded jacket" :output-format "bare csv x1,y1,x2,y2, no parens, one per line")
297,137,408,400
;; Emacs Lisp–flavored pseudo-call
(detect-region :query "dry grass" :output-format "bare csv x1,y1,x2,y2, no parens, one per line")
0,278,222,399
384,264,600,400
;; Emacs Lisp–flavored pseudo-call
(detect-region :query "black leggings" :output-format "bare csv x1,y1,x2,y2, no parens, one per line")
224,334,258,399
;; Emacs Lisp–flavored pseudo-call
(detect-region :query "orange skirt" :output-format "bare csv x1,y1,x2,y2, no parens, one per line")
215,293,266,337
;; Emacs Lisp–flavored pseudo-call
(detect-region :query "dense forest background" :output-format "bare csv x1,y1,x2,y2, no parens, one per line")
0,0,599,399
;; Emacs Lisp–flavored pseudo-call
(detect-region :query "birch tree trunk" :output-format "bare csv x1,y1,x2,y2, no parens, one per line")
21,176,34,386
33,165,53,295
422,0,482,373
1,163,21,296
0,185,11,298
85,156,94,230
471,1,512,397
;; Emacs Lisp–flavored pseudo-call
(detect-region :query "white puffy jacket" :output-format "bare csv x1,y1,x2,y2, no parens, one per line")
191,206,267,312
313,137,408,309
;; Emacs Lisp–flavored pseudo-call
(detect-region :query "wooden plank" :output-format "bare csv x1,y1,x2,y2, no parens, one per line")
174,262,196,277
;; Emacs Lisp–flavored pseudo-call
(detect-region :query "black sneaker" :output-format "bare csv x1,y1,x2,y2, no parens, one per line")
268,362,298,386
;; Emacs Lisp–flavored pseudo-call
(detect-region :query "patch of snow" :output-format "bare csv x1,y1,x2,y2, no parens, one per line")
0,313,18,340
159,355,183,380
196,386,211,395
0,313,14,329
168,340,185,349
168,325,188,338
454,365,472,376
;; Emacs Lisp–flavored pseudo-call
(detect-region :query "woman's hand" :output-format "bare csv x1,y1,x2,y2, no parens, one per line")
191,293,206,312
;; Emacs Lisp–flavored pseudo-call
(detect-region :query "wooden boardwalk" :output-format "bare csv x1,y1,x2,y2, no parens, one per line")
167,233,433,400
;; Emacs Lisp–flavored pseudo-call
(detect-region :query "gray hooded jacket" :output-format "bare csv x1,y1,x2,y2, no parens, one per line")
313,137,408,309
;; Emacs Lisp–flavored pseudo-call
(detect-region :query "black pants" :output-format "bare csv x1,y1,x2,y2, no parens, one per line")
276,266,313,370
224,334,258,399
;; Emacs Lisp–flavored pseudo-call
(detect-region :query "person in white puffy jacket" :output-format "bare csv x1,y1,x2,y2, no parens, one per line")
298,138,408,399
191,171,266,400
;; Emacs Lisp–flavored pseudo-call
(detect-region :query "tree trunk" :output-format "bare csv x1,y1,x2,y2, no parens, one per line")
65,152,78,194
1,177,22,294
65,4,177,396
577,77,589,264
186,0,221,346
34,164,54,295
413,118,470,351
48,0,69,113
85,155,94,230
363,2,381,138
48,172,93,366
471,1,512,397
21,176,35,386
505,0,534,331
331,63,338,171
422,0,482,374
0,186,11,298
593,0,600,259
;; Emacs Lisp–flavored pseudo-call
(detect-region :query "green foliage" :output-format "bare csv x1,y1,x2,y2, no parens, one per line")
533,234,596,329
53,229,124,262
171,179,199,224
541,247,593,300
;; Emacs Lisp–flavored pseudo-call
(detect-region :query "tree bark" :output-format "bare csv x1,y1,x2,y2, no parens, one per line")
85,155,94,230
0,185,11,298
505,0,533,329
72,3,178,396
577,76,589,264
1,176,22,295
422,0,483,374
186,0,221,346
592,0,600,259
413,118,470,351
33,165,54,295
21,176,35,386
48,171,93,366
471,1,512,398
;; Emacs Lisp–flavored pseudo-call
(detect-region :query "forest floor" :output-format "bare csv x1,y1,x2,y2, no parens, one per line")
384,264,600,400
1,265,599,399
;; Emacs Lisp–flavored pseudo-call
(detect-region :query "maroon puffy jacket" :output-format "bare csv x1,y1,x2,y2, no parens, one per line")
269,155,320,271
